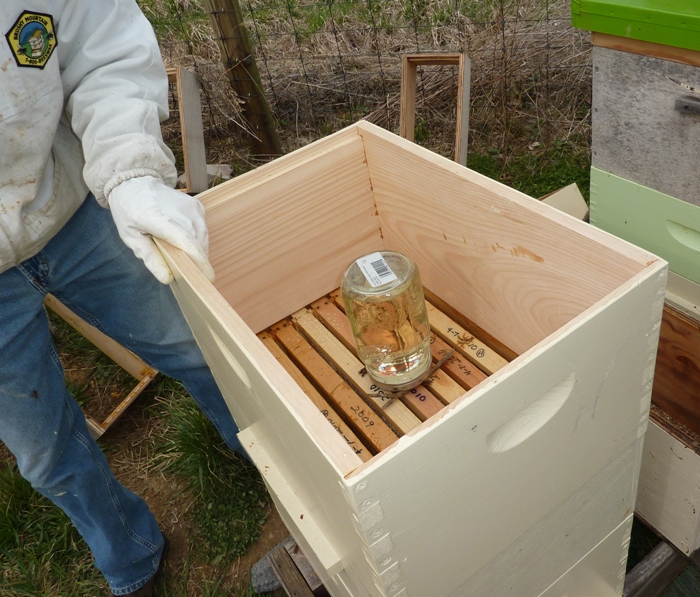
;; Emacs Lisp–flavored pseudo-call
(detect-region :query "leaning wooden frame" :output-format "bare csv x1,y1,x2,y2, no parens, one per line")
44,294,158,439
399,53,471,166
165,66,208,195
158,121,667,597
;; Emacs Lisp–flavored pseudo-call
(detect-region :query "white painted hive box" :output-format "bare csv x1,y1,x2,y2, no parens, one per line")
159,121,668,597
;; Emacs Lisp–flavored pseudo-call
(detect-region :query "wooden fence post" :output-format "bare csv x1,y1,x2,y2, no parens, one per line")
203,0,283,158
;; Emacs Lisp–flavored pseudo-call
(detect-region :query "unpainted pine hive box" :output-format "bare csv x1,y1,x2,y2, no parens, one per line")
158,122,667,597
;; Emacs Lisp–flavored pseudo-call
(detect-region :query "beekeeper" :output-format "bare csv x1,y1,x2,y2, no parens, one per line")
0,2,243,596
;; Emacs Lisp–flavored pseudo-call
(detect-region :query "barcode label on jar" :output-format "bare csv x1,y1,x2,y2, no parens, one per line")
357,253,397,287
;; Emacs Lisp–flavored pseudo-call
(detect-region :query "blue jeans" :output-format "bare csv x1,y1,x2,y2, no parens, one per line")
0,196,243,595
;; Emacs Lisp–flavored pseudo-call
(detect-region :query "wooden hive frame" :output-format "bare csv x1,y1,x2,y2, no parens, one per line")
399,53,471,166
44,294,158,439
166,66,208,194
256,288,508,461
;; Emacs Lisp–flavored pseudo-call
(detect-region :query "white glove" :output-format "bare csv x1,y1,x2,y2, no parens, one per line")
108,176,215,285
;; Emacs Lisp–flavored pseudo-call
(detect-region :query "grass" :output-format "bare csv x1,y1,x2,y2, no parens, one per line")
138,0,209,43
467,141,591,201
0,463,105,596
154,379,270,565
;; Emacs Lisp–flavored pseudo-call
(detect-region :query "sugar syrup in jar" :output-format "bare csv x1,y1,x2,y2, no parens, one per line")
341,251,431,391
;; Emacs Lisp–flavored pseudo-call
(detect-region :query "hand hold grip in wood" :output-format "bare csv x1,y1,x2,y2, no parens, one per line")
486,372,576,453
667,220,700,253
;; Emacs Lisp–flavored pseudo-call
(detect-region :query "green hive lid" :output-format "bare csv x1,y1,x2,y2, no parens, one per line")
571,1,700,53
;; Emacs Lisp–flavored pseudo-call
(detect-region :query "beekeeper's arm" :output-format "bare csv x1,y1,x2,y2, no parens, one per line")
59,0,213,284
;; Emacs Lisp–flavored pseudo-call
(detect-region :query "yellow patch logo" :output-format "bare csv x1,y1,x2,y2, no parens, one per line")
5,11,57,69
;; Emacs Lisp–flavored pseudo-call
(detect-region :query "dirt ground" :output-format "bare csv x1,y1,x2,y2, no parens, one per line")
97,386,291,593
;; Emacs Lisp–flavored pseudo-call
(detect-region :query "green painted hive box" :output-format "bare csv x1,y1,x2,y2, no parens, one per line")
572,0,700,286
571,0,700,53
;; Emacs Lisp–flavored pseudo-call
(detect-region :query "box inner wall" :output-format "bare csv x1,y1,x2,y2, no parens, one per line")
201,124,648,357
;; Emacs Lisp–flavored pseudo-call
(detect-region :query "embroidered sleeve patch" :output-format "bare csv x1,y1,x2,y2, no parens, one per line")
5,11,57,69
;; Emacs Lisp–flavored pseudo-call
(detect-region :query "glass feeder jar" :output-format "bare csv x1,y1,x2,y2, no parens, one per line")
341,251,432,391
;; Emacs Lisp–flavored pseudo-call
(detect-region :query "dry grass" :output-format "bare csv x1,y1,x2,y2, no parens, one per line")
143,0,592,173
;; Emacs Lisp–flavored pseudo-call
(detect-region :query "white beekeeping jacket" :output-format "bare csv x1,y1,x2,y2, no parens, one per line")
0,0,177,273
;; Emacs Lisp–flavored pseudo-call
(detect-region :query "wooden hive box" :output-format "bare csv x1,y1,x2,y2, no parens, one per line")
572,1,700,558
158,121,667,597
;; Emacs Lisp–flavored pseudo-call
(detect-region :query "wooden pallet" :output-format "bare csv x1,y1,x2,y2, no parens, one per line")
258,288,512,460
264,538,330,597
